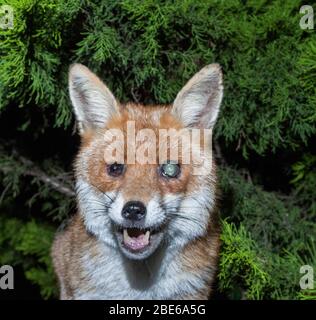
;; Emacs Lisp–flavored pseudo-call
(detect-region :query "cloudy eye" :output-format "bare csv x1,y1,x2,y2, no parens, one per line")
160,161,181,178
107,163,125,177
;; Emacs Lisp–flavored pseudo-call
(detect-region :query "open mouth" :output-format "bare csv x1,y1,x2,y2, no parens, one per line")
123,228,150,251
115,226,164,259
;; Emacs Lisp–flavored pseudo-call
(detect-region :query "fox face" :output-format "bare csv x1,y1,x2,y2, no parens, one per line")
69,64,223,261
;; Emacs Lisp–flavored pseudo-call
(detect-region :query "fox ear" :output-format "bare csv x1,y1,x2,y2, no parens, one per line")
172,64,223,129
69,64,119,134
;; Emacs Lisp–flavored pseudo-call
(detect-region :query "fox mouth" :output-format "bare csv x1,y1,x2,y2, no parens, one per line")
123,228,150,251
114,226,164,260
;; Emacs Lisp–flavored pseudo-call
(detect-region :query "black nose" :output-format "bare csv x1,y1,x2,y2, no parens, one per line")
122,201,146,221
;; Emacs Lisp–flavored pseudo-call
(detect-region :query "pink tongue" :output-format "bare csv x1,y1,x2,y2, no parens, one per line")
124,234,148,250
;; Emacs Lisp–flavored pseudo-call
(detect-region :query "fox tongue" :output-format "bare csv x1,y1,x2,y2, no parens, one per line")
123,229,150,251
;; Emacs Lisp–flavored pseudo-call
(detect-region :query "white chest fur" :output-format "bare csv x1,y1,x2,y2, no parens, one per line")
73,241,205,300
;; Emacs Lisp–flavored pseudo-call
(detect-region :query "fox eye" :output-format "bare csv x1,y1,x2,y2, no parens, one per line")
160,162,181,179
107,163,125,177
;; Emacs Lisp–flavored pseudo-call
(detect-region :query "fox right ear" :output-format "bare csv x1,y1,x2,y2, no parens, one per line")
68,64,119,134
172,64,223,129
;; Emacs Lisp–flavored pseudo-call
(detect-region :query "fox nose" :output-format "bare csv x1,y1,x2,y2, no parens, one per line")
122,201,146,221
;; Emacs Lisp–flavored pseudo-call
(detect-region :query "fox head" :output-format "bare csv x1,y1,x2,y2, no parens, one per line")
69,63,223,260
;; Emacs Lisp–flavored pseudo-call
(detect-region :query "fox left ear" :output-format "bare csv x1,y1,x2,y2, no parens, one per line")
172,64,223,129
68,63,119,134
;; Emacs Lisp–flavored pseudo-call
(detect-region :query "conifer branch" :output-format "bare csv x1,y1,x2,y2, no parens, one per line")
23,166,75,197
0,150,75,198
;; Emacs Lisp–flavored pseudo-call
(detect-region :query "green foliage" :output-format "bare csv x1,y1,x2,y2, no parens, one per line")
298,288,316,300
219,166,316,300
219,221,269,300
0,0,82,127
0,216,57,299
219,166,316,253
1,0,315,152
0,0,315,299
291,154,316,216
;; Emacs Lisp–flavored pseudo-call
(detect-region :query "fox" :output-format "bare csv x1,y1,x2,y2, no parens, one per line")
51,63,224,300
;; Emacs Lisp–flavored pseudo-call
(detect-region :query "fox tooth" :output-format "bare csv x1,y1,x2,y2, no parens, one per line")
144,231,150,245
123,229,130,243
